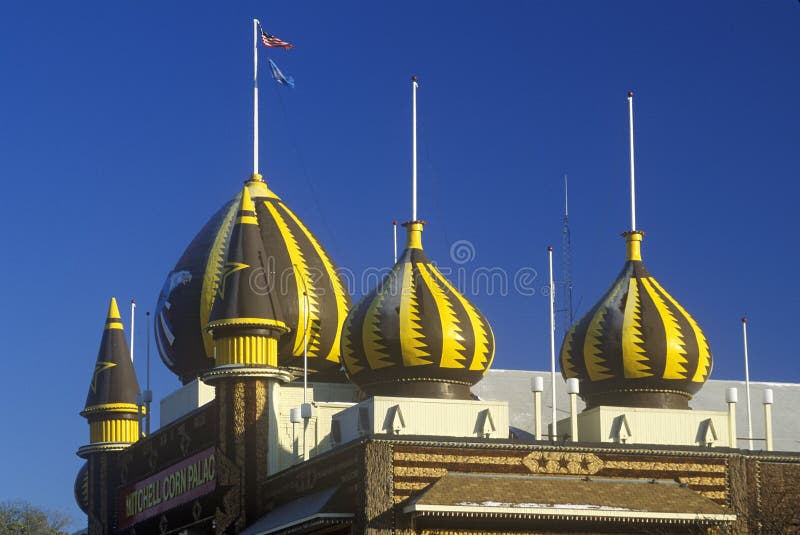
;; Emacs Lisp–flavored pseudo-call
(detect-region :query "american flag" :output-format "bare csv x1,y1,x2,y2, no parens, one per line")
259,25,294,49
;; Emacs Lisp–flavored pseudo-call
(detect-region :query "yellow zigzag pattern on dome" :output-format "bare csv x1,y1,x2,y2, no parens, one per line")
622,278,652,378
583,278,624,381
641,277,689,380
341,308,364,374
400,262,432,367
649,278,712,383
264,202,321,356
560,326,577,378
200,200,240,357
363,278,394,370
429,265,492,371
417,263,467,369
433,268,492,371
280,203,349,363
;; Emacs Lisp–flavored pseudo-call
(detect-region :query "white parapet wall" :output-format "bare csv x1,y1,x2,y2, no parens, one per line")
332,396,510,446
556,405,732,448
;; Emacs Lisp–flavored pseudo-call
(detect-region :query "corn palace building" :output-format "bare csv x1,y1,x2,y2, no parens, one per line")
74,98,800,533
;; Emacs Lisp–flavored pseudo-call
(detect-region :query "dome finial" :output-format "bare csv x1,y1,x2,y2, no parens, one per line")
412,75,420,222
628,90,637,232
622,230,645,261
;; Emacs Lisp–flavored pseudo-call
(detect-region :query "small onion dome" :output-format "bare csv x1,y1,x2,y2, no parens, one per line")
206,186,289,367
154,175,351,383
560,231,713,409
80,298,141,445
74,461,89,515
341,221,495,400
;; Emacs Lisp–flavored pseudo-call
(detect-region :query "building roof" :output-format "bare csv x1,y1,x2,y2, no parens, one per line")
404,472,735,524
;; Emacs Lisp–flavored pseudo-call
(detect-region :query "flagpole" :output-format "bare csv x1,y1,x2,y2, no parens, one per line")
130,299,136,362
627,91,636,231
412,76,419,221
253,18,260,176
548,246,557,441
393,221,398,263
742,317,753,449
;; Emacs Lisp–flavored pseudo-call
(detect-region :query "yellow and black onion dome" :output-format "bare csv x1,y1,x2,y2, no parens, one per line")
560,231,713,409
74,461,89,515
155,175,351,383
341,222,495,400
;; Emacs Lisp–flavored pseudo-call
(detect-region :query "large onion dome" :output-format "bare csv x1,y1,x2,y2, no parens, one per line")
74,461,89,515
560,231,713,409
155,175,351,383
341,222,495,399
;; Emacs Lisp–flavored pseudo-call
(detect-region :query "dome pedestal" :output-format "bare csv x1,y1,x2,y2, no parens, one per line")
362,381,472,401
584,391,690,410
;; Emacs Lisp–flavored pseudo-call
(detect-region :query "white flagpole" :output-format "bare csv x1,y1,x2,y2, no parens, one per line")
742,317,753,449
130,299,136,362
548,246,557,441
627,91,636,231
253,19,260,176
412,76,419,221
393,220,398,263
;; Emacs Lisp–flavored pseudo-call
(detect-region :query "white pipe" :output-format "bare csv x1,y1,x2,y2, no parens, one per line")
411,76,418,221
726,387,737,448
130,300,136,362
742,317,753,449
763,389,773,451
627,91,636,231
532,376,543,441
303,291,309,404
548,246,557,441
253,19,259,175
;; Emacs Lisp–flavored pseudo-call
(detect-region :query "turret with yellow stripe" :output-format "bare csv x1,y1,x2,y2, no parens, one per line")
342,221,495,400
204,186,290,371
78,298,142,455
560,231,713,409
154,174,351,383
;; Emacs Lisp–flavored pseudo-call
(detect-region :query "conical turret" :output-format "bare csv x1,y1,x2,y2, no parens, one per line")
78,298,142,455
205,186,289,370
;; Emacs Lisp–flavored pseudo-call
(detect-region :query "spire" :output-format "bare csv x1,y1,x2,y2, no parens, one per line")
206,186,289,368
79,298,142,453
83,297,141,412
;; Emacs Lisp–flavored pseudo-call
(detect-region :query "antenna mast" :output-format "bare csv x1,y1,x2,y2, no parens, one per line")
561,175,574,327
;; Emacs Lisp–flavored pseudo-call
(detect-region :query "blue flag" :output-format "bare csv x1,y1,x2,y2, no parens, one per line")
268,58,295,88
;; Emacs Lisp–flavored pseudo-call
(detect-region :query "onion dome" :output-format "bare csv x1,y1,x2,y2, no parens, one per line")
74,461,89,514
154,175,351,383
79,298,141,454
205,186,289,370
341,222,495,399
560,232,713,409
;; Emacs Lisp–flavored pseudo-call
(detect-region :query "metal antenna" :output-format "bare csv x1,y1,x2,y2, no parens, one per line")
561,174,574,327
144,311,153,435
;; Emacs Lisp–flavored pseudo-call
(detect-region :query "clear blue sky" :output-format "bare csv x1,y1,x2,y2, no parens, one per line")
1,1,797,528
